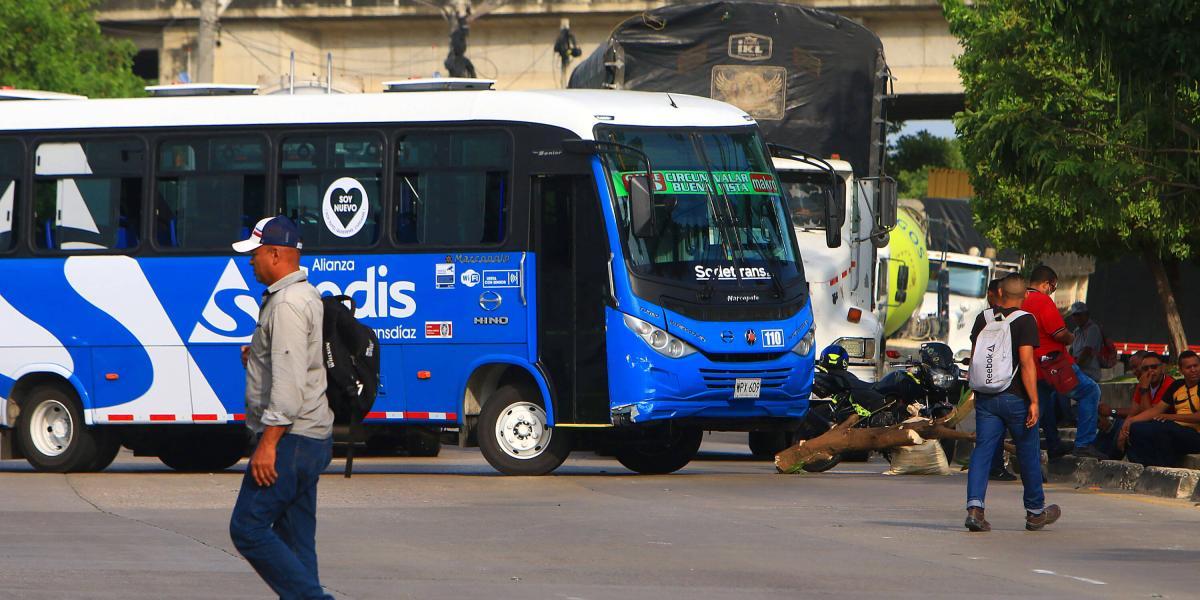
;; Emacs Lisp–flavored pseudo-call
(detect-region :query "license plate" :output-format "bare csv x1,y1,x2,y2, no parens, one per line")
733,378,762,399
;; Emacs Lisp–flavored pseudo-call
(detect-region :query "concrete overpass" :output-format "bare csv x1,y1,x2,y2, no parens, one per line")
98,0,961,119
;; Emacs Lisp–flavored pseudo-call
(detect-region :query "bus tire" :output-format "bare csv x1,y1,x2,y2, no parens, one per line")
614,427,703,475
478,385,570,475
83,430,122,472
159,432,247,473
748,431,792,459
404,426,441,457
16,384,104,473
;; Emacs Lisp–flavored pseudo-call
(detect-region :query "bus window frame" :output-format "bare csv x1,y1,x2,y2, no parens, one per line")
275,128,389,254
150,131,273,254
28,134,150,257
388,126,516,251
0,137,26,256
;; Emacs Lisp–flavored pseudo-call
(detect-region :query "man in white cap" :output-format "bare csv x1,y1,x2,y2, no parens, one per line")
1069,301,1103,383
228,216,335,600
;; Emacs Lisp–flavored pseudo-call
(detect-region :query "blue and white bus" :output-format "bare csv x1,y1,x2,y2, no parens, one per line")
0,86,819,475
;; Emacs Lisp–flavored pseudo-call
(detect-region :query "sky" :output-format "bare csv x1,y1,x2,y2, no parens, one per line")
897,119,957,139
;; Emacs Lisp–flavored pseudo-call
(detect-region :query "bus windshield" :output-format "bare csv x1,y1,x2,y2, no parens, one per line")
597,127,801,287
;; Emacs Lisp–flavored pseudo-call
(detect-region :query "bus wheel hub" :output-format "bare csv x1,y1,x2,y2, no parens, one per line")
495,402,551,459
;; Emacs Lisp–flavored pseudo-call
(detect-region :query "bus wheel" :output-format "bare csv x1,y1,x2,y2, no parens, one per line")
748,431,793,459
404,427,441,457
16,384,106,472
478,385,570,475
159,432,248,472
614,428,703,475
83,430,122,472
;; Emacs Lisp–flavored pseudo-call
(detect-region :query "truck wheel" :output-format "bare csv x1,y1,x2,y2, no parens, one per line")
159,432,247,472
404,426,441,457
16,384,109,473
748,431,792,459
614,428,703,475
478,385,570,475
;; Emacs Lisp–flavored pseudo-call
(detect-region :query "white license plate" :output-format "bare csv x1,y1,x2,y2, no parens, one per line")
733,378,762,399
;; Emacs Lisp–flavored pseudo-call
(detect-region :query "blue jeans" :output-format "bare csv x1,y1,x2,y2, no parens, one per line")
1127,420,1200,467
230,434,334,600
967,392,1046,513
1038,365,1100,452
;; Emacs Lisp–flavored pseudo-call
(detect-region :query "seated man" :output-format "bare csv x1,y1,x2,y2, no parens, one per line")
1098,352,1174,458
1125,350,1200,467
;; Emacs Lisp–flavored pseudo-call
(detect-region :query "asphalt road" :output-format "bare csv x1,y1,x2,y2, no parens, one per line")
0,433,1196,599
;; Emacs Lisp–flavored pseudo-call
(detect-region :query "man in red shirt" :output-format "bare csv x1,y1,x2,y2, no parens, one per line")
1022,266,1105,459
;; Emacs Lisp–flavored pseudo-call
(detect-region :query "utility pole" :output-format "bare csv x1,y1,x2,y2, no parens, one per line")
195,0,219,83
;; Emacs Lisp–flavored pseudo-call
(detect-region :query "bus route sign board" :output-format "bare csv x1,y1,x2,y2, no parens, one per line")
613,170,779,197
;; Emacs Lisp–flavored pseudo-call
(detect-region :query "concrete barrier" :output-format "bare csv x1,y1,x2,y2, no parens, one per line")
1080,460,1144,491
1045,456,1096,484
1100,382,1134,409
1134,467,1200,499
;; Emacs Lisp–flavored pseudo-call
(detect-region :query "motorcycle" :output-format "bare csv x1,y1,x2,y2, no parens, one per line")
794,342,965,472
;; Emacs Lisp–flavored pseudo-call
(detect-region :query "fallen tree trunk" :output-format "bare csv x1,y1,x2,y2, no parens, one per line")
775,415,978,474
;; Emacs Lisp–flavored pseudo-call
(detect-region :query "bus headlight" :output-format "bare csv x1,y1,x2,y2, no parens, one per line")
791,328,815,357
623,314,697,359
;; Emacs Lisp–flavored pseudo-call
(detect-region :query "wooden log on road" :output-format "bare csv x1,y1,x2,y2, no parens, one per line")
775,416,977,474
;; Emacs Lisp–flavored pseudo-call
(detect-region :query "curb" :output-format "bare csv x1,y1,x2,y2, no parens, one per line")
1046,456,1200,500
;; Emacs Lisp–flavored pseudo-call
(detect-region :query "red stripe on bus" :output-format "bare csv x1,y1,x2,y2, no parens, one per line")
232,414,246,421
150,414,176,421
192,414,219,421
365,412,387,419
107,414,133,422
407,412,429,419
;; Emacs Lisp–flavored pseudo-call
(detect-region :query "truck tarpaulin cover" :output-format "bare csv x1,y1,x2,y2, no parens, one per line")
569,1,887,178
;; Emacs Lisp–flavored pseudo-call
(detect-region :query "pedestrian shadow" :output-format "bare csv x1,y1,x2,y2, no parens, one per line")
864,520,964,532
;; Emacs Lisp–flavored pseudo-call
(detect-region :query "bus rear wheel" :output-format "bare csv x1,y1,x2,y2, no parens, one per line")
17,384,113,473
478,385,570,475
614,427,703,475
159,432,248,472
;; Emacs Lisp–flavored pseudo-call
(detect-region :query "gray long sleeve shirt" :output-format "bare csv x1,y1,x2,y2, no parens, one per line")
244,269,334,440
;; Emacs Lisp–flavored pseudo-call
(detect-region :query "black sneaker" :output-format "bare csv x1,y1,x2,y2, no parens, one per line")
989,469,1018,481
965,508,991,532
1047,446,1071,461
1026,504,1061,531
1071,445,1108,460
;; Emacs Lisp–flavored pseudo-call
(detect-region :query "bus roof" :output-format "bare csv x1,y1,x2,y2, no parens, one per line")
0,89,753,139
0,89,87,101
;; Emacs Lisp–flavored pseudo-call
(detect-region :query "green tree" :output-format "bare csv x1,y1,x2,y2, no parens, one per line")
942,0,1199,356
888,129,964,198
0,0,144,98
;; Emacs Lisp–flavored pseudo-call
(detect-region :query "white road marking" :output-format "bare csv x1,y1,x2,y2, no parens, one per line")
1032,569,1106,585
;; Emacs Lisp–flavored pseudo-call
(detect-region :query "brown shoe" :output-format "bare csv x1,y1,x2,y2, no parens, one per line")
1026,504,1061,531
965,507,991,532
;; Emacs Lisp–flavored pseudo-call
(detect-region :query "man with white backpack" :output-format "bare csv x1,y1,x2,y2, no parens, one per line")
964,274,1062,532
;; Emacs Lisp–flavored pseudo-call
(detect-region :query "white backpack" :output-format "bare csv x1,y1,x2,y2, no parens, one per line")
968,309,1027,394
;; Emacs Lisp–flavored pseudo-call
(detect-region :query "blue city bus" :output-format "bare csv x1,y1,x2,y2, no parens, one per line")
0,87,818,474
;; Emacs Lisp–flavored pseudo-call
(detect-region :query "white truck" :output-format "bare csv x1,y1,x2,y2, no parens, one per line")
899,251,994,360
773,156,892,382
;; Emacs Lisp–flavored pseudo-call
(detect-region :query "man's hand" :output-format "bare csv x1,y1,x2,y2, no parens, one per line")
241,345,250,368
250,442,277,486
1154,414,1176,423
1026,403,1040,429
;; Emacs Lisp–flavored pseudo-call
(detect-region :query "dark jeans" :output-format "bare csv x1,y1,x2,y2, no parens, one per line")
1038,365,1101,453
1095,416,1125,460
231,434,334,600
1127,421,1200,467
968,392,1046,513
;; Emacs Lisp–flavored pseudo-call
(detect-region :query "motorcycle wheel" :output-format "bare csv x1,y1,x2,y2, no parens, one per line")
801,454,843,473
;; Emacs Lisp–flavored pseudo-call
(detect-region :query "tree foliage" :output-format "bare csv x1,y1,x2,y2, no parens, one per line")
0,0,144,98
889,130,964,198
942,0,1199,351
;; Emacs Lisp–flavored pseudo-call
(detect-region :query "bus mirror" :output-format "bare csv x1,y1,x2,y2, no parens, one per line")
895,264,909,304
823,185,843,248
627,174,656,238
877,176,898,229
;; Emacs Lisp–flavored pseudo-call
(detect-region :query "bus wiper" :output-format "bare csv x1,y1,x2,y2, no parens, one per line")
689,135,743,286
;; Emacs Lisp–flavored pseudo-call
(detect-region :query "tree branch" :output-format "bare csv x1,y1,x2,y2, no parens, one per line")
468,0,507,22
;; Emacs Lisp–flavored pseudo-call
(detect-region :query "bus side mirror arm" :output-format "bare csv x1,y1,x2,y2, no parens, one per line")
563,138,657,238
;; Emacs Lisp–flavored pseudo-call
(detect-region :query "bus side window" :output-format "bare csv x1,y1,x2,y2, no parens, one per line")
279,134,382,249
33,139,144,252
155,137,267,250
0,139,20,252
394,130,509,245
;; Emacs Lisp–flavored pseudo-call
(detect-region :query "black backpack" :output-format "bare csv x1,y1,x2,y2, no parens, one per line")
321,295,380,477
